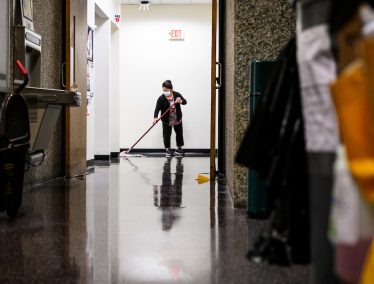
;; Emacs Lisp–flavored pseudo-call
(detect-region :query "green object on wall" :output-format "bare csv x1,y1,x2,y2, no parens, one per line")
247,60,276,218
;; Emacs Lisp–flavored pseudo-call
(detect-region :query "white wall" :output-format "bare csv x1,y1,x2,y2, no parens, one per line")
87,0,121,160
95,0,121,25
110,24,121,154
87,0,96,160
94,16,112,156
120,5,212,149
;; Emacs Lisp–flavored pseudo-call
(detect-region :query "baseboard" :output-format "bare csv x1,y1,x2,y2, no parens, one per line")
86,159,95,168
94,149,217,161
86,159,95,173
119,148,214,153
94,155,110,161
111,152,119,158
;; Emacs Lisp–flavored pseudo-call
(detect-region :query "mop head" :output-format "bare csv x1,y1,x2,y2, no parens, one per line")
119,151,144,158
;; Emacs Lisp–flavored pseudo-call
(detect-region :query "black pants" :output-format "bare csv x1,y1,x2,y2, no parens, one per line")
162,122,184,148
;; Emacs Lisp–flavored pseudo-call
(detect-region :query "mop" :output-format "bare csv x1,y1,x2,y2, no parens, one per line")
119,103,175,158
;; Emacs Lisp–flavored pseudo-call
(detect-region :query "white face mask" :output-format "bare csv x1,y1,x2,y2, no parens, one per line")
163,90,171,96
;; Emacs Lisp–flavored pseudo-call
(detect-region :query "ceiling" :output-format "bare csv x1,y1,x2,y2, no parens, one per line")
121,0,211,4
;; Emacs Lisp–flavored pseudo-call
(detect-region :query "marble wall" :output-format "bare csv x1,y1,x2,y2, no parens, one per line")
23,0,64,187
225,0,296,207
224,0,236,205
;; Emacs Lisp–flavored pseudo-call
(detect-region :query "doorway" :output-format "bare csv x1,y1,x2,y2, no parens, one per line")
119,1,223,170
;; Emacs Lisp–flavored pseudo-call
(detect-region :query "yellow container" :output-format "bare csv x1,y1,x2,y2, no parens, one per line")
331,60,374,202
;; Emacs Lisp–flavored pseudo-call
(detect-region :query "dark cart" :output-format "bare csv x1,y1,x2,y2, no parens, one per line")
0,60,30,218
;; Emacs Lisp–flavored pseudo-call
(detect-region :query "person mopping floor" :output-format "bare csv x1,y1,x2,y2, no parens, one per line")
153,80,187,157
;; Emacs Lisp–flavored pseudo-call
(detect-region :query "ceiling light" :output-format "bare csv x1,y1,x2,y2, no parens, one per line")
139,1,150,11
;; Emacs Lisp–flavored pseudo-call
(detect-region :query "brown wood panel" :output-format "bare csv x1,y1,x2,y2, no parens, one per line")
65,0,88,177
210,0,217,180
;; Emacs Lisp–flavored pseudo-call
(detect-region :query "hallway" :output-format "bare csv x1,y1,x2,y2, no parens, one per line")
0,157,308,283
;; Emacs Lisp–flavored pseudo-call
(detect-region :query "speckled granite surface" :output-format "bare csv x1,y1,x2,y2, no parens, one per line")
224,0,236,205
21,0,64,187
23,115,64,188
33,0,62,90
225,0,296,207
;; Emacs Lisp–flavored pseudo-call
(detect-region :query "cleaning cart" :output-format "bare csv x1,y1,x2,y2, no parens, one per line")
0,60,30,218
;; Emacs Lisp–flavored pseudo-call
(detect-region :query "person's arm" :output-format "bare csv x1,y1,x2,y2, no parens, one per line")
175,93,187,105
153,98,161,124
154,98,161,118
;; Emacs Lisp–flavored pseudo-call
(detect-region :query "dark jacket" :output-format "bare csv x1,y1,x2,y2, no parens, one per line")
236,39,310,265
154,91,187,123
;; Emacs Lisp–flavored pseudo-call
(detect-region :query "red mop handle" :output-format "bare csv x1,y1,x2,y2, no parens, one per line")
126,103,175,153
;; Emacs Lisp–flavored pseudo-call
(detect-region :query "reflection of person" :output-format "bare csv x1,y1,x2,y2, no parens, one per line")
153,80,187,157
153,157,184,231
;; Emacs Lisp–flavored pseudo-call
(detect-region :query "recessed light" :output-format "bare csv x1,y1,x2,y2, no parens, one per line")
139,0,150,11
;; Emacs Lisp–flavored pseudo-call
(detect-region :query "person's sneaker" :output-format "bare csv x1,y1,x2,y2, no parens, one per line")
174,147,184,156
165,148,173,157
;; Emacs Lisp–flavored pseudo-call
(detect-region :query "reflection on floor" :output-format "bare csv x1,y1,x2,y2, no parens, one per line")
0,157,309,284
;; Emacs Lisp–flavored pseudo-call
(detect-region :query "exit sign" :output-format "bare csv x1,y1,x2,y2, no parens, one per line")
169,29,184,40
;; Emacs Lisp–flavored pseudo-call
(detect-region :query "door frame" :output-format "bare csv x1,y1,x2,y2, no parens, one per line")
211,0,226,178
217,0,226,175
64,0,88,177
210,0,217,179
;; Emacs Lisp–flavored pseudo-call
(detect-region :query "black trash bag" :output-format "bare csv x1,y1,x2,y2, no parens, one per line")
236,39,296,175
237,38,310,266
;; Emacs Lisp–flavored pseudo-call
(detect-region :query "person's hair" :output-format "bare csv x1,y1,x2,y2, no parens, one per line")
162,80,173,90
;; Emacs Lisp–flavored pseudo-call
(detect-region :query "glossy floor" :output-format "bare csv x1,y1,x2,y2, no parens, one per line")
0,157,309,283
